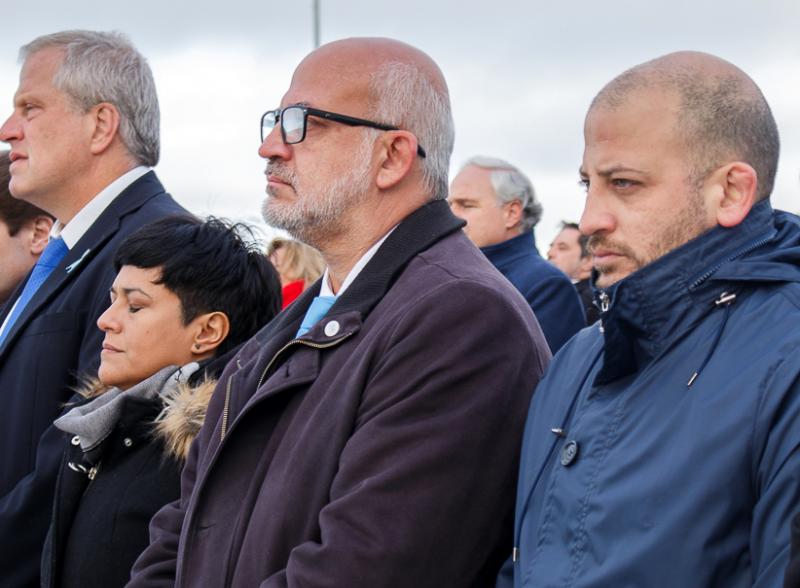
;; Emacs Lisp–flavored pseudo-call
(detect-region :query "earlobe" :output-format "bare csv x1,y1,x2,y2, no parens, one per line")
375,131,416,191
26,215,53,256
715,162,757,228
190,312,231,357
89,102,121,155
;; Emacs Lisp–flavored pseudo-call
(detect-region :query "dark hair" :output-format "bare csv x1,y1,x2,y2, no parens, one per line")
0,151,53,234
114,215,281,356
560,221,589,258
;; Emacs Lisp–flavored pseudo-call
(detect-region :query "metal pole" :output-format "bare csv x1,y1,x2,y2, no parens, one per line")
313,0,321,48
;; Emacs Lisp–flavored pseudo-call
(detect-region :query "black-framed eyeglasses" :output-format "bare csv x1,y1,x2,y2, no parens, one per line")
260,105,426,158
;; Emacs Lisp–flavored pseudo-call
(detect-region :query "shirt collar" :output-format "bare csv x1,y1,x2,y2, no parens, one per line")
319,226,397,298
51,166,151,249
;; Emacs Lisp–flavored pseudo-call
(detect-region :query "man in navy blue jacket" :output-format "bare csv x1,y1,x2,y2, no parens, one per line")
500,51,800,588
449,157,585,353
0,30,185,586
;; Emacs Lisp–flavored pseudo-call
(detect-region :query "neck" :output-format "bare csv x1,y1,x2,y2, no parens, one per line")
58,155,139,224
319,191,419,294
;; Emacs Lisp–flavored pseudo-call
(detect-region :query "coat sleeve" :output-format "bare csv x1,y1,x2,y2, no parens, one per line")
262,280,549,588
126,366,232,587
751,355,800,588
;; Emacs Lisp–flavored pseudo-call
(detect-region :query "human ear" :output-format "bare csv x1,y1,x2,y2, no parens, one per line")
88,102,121,155
712,162,757,228
190,312,231,357
503,200,523,230
375,131,418,191
29,215,54,255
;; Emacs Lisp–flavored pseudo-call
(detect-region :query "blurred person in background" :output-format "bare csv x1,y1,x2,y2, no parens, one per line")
0,150,54,309
41,216,281,588
267,237,325,308
449,156,585,353
547,221,598,323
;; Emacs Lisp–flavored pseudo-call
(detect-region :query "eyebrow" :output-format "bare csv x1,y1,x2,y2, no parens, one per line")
579,165,647,177
109,286,153,299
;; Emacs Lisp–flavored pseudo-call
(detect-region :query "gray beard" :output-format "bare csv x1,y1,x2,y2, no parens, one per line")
261,135,375,246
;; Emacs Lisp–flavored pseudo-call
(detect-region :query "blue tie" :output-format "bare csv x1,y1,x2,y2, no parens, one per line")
0,237,69,346
295,295,337,337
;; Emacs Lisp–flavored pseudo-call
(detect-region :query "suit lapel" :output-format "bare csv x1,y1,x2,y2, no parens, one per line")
0,172,166,358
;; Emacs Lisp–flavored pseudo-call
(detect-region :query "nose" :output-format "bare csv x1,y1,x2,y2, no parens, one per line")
0,112,21,144
97,303,120,333
579,188,616,238
258,124,292,161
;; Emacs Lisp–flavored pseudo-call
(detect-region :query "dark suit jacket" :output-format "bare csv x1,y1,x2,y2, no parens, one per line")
0,171,185,587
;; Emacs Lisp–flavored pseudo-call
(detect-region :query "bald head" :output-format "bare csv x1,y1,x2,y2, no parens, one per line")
294,38,454,201
590,51,779,200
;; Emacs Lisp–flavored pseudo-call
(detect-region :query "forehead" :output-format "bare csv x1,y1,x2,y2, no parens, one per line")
554,227,581,245
280,51,370,112
450,166,495,199
583,88,685,170
113,265,164,289
16,48,64,99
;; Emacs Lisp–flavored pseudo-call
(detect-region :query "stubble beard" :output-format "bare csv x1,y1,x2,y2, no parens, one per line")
589,184,709,289
262,135,374,248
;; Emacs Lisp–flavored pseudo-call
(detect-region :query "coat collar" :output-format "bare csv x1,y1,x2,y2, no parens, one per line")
253,199,465,349
479,231,539,268
0,172,168,357
595,200,780,384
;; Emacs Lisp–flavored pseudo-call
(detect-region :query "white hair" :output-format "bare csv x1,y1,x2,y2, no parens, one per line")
368,62,454,201
461,156,542,230
21,30,160,167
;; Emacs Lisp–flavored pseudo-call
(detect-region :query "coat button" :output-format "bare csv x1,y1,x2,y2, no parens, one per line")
71,435,81,446
324,320,340,337
561,440,579,467
123,437,133,447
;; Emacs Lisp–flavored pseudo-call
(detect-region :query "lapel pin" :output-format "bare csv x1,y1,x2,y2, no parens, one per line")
66,249,91,274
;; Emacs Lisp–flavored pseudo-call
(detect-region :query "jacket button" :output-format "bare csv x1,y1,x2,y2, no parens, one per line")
324,320,340,337
561,440,579,467
123,437,133,447
71,435,81,446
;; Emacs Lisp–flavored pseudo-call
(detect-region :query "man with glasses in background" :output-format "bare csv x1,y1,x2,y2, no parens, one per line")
129,37,548,587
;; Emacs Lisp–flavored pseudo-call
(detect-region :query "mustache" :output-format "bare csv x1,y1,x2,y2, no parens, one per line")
265,162,296,185
587,235,636,259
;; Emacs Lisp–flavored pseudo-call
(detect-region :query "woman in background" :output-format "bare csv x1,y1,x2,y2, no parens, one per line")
267,237,325,308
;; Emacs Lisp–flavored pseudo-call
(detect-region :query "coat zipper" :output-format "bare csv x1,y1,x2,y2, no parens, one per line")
219,334,353,441
688,234,772,290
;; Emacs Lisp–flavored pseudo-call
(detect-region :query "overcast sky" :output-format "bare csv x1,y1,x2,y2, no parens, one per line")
3,0,799,247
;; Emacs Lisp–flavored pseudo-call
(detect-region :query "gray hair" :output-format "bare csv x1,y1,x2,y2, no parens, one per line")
461,156,542,231
21,30,160,167
368,62,454,201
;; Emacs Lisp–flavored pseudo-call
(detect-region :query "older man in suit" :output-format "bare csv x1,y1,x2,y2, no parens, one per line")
0,30,185,586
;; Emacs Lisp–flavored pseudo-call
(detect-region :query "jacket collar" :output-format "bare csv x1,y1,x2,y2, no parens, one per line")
254,199,465,348
595,199,779,384
479,231,539,268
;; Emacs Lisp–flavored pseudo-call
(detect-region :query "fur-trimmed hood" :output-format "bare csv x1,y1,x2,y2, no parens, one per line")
155,378,217,461
72,373,217,462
